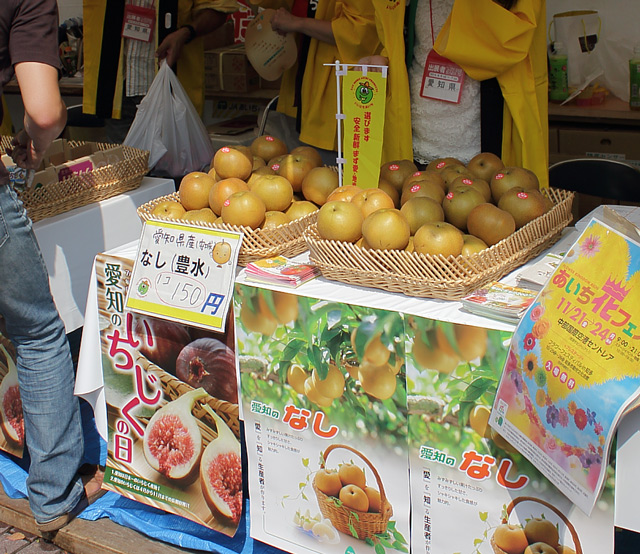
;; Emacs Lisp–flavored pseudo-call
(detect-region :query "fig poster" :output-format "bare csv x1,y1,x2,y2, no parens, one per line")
490,216,640,515
235,284,411,554
95,253,243,537
405,316,615,554
0,336,24,458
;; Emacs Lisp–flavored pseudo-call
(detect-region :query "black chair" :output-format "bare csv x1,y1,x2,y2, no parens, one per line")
548,158,640,203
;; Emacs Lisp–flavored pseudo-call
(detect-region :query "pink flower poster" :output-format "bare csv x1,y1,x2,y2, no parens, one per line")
491,215,640,515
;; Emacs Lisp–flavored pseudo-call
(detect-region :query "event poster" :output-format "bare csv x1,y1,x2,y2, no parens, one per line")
236,284,411,554
406,316,615,554
0,336,23,458
490,217,640,515
96,253,243,537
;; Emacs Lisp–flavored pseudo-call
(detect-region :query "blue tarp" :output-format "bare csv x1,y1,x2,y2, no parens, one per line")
0,401,282,554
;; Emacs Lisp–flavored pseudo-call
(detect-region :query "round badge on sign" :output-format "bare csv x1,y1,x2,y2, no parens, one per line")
245,9,298,81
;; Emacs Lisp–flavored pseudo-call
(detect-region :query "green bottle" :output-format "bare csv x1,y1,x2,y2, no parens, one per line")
549,41,569,103
630,45,640,111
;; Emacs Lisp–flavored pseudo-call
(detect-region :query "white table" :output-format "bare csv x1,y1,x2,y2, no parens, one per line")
33,176,175,332
76,231,586,442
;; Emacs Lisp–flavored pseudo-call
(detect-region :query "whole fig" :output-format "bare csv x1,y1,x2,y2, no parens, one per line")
176,338,238,404
143,387,208,481
133,314,192,374
0,345,24,447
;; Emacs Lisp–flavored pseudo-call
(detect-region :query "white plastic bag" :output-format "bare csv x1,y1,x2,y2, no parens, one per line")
549,10,602,89
124,62,214,177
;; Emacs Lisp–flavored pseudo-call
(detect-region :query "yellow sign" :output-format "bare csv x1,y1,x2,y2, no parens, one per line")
341,69,386,189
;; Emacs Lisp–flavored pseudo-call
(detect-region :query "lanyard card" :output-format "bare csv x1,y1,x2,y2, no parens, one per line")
420,49,465,104
122,4,156,42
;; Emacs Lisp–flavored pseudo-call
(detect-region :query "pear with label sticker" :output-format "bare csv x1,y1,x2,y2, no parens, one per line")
490,166,539,203
245,9,298,81
380,159,418,192
498,188,549,229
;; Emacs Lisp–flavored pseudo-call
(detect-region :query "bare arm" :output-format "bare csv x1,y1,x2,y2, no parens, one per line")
270,7,335,45
10,62,66,170
156,8,228,66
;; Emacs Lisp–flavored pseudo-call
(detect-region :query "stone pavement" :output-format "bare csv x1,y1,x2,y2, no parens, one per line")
0,522,68,554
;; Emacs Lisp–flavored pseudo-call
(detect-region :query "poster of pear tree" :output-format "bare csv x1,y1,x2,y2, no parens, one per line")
404,315,616,554
235,283,410,554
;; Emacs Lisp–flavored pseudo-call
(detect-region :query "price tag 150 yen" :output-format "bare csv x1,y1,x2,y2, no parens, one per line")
125,220,243,333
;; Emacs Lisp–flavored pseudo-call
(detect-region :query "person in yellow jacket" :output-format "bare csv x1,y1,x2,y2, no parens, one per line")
356,0,413,164
257,0,412,163
434,0,549,187
83,0,237,142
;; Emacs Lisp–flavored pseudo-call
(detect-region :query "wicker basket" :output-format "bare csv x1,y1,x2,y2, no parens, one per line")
312,444,393,540
491,496,582,554
0,137,149,222
137,191,317,266
136,352,240,439
304,187,574,300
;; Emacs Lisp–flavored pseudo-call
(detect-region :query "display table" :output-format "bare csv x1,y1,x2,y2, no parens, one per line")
33,176,175,332
69,206,640,553
75,237,538,442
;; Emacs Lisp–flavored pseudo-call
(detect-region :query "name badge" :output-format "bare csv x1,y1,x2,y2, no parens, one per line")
419,49,465,104
122,4,156,43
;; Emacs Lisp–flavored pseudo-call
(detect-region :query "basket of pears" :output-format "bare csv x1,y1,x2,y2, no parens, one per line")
491,496,582,554
138,136,341,266
312,443,392,540
304,154,574,299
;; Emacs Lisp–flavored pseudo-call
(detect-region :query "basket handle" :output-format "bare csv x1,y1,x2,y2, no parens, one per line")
320,443,391,515
503,496,582,554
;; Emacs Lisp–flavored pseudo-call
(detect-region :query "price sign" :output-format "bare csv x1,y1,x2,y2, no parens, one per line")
126,220,242,332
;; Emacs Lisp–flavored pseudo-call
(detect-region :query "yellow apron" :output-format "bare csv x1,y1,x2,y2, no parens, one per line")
435,0,549,188
372,0,413,163
83,0,238,118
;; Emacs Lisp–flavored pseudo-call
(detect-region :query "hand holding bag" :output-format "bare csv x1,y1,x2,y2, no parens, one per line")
124,61,214,177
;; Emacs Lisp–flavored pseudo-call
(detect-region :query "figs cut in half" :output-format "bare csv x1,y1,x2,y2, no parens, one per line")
0,345,24,447
200,405,243,525
143,387,209,481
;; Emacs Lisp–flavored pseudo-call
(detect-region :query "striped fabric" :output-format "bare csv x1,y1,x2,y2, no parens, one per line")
124,0,156,97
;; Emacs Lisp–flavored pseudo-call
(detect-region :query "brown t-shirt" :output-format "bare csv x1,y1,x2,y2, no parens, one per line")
0,0,61,183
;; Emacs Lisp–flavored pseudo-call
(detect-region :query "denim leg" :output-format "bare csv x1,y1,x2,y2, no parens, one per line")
0,184,85,523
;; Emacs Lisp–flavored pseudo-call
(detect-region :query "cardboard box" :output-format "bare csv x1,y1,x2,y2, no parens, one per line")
203,19,234,51
205,44,259,94
548,126,558,155
557,128,640,162
259,76,282,90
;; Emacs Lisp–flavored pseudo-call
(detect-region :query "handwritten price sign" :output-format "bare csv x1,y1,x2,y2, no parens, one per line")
126,220,242,332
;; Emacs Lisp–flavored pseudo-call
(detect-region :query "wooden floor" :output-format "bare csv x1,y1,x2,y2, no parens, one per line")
0,486,200,554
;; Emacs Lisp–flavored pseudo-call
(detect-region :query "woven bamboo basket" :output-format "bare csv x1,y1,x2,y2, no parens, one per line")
491,496,582,554
137,191,317,266
136,353,240,439
304,187,574,300
0,137,149,222
312,444,393,540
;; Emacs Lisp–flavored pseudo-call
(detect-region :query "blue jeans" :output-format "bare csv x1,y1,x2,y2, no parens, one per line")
0,182,85,524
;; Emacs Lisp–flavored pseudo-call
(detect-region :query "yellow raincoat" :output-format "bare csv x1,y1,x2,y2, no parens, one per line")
83,0,238,118
373,0,413,163
263,0,412,161
435,0,549,187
